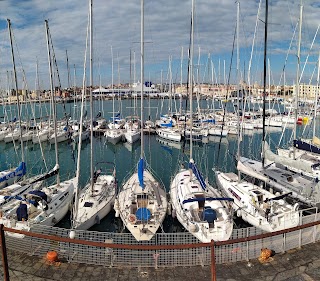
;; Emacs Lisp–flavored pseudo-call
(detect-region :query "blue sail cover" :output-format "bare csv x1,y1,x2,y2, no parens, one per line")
189,162,206,190
160,120,173,128
0,162,26,184
138,158,145,189
294,139,320,155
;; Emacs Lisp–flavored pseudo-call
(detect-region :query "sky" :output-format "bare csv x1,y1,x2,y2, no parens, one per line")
0,0,319,90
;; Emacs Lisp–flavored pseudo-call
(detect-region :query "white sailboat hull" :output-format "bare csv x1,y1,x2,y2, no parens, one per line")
170,168,233,242
73,175,116,230
117,170,167,241
156,128,182,142
104,129,123,144
32,129,50,143
216,171,300,232
0,177,76,237
124,130,141,144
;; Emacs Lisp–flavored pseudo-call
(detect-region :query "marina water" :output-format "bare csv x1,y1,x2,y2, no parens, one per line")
0,98,317,232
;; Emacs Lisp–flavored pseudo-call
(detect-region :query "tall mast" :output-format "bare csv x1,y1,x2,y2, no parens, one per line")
180,46,183,115
236,1,240,179
66,49,71,89
189,0,194,161
294,2,303,159
315,51,320,139
140,0,144,159
89,0,94,189
111,46,114,124
7,19,24,163
262,0,268,167
45,19,60,184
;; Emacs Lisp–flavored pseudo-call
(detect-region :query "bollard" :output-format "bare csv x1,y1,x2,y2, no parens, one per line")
211,240,216,281
0,224,9,281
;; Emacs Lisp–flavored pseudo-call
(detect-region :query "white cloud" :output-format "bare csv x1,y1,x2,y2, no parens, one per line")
0,0,318,89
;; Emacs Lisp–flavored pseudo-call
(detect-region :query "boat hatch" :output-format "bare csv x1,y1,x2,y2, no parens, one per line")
84,202,93,207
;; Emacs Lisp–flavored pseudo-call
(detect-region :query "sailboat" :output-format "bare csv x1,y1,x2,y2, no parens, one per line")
72,0,116,230
170,0,233,243
0,20,76,236
104,46,123,145
269,11,320,180
238,2,320,208
216,1,300,232
114,0,167,241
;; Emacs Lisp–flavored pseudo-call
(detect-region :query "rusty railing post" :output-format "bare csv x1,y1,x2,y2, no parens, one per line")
211,240,216,281
0,224,9,281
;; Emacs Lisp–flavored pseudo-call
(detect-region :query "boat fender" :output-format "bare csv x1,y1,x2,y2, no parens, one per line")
114,200,120,217
171,208,176,218
167,205,171,216
128,214,136,223
236,209,241,217
293,203,299,211
189,223,198,232
95,215,100,224
115,210,120,218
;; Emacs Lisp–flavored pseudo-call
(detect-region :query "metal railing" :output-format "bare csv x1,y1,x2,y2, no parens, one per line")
0,211,319,281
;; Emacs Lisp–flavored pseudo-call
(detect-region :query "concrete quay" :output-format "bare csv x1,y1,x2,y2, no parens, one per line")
1,241,320,281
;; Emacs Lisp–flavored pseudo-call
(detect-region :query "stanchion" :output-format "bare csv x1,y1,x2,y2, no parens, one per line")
0,224,9,281
211,240,216,281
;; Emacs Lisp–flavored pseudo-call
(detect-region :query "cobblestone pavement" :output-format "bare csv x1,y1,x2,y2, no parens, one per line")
1,242,320,281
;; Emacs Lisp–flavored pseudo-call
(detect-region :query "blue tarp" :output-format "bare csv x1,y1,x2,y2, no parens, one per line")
203,207,217,223
16,203,28,221
188,162,206,190
28,190,48,202
138,158,144,189
136,207,151,222
0,162,26,184
3,195,23,201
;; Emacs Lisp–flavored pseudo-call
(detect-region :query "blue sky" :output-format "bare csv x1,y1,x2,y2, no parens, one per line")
0,0,319,90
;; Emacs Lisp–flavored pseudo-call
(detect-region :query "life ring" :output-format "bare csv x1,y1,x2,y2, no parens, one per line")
128,214,136,223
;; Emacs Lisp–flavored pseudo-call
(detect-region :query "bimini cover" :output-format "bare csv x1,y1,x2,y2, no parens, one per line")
28,190,48,202
138,158,145,189
16,203,28,221
203,207,217,223
136,207,151,222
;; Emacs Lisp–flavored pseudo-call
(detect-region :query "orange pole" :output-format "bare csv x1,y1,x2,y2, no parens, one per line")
0,224,9,281
211,240,216,281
